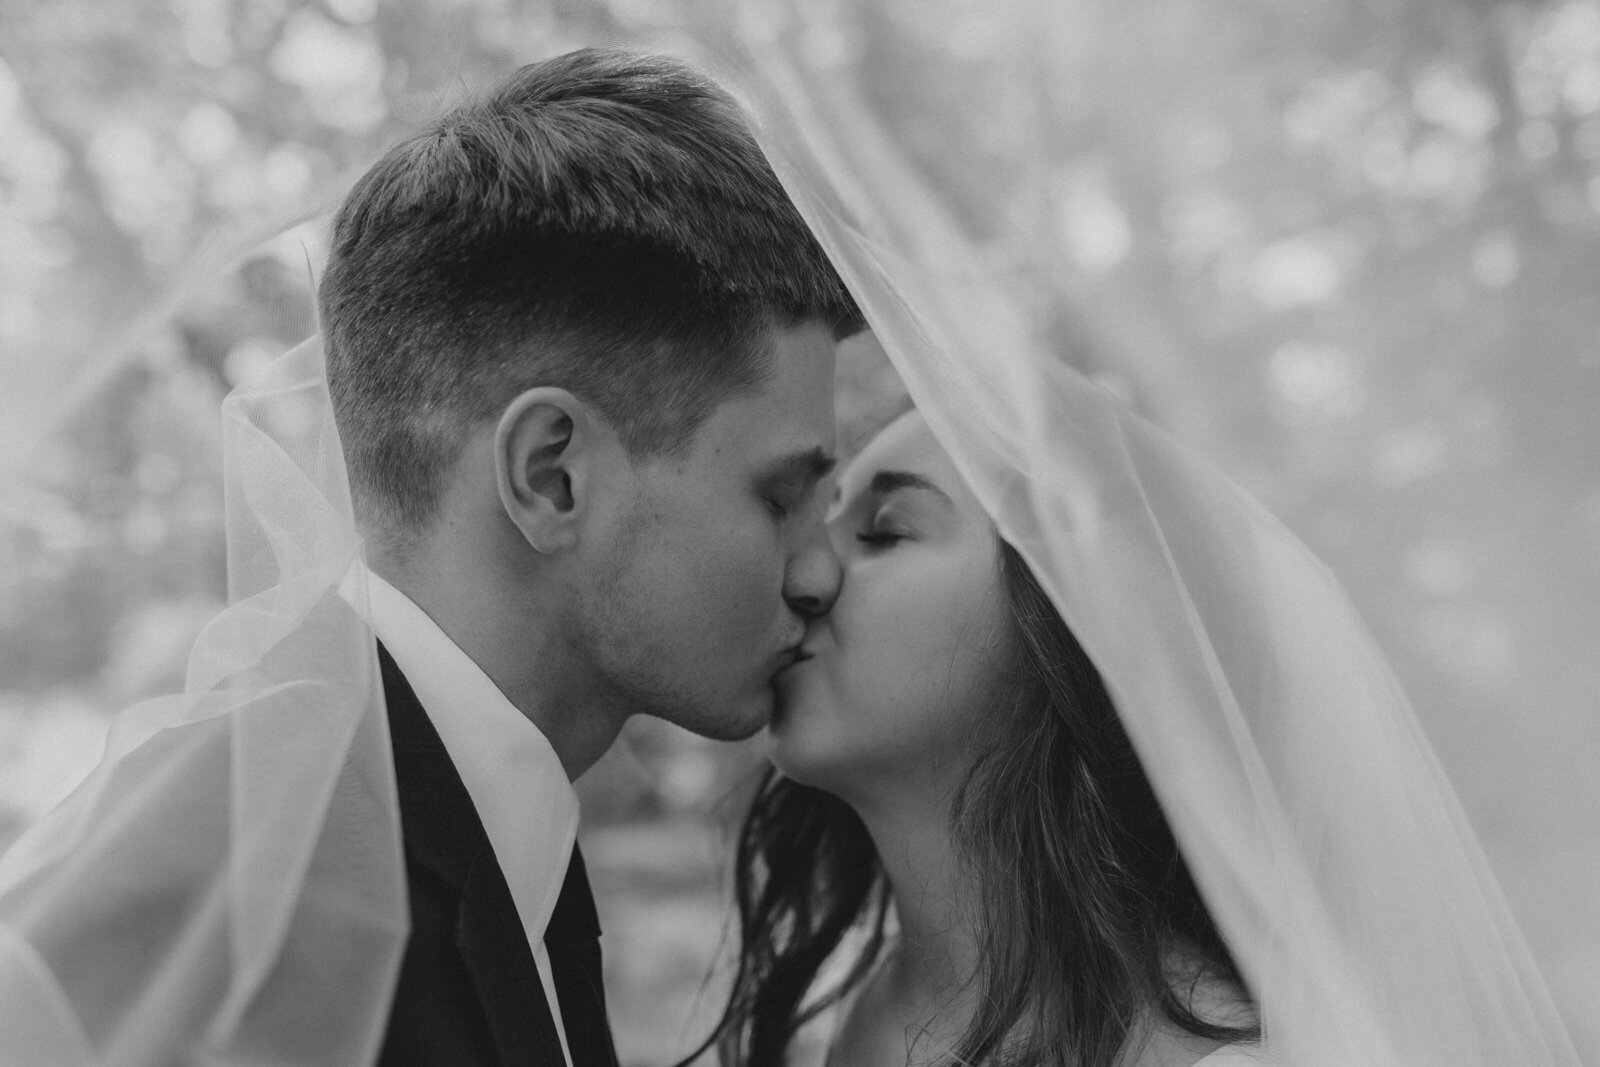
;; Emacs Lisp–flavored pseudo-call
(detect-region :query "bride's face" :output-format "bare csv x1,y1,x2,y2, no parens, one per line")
770,410,1012,795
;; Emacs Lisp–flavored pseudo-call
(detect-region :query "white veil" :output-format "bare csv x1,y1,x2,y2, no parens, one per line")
0,337,407,1065
0,8,1587,1064
712,27,1586,1067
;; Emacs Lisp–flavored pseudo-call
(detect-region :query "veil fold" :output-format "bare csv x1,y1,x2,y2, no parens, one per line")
715,33,1585,1067
0,338,407,1066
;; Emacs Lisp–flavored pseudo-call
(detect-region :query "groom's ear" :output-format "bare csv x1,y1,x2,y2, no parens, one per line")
494,387,610,554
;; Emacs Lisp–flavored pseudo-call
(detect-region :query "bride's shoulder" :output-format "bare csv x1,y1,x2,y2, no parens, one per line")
1191,1047,1281,1067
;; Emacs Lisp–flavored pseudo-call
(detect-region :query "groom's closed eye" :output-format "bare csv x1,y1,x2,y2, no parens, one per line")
756,447,837,518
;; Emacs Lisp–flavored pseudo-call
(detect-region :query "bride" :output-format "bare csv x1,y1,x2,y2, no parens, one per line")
706,407,1261,1067
685,43,1584,1067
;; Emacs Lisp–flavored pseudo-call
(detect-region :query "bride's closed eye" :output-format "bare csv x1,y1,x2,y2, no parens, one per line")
856,528,906,548
838,468,954,550
856,506,911,548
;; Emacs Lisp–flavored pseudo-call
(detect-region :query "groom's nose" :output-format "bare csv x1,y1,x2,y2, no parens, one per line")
782,517,843,618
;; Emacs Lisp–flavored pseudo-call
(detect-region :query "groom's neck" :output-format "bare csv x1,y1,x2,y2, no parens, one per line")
368,536,625,781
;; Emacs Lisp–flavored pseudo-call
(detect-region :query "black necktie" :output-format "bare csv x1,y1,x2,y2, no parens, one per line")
544,844,619,1067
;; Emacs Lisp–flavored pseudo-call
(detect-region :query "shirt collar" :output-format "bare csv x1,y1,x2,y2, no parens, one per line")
348,565,581,953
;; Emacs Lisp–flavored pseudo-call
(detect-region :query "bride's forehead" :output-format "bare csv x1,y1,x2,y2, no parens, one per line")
839,411,951,489
844,410,922,464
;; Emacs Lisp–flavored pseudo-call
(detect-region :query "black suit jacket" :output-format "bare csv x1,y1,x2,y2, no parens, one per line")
374,642,614,1067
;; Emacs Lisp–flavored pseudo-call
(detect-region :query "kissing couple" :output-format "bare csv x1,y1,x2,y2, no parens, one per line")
0,47,1578,1067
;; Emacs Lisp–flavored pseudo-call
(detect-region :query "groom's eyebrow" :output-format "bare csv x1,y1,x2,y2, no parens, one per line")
761,447,837,486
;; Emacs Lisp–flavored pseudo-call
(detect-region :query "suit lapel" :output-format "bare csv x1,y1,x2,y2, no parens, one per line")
380,641,569,1067
457,849,567,1066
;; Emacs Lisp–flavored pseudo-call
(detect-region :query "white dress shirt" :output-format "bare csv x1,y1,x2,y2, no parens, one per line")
356,567,581,1067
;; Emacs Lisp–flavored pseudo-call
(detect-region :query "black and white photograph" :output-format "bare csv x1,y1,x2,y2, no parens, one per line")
0,2,1595,1065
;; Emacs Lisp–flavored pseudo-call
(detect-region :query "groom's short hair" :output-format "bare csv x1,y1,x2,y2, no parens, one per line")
320,48,861,535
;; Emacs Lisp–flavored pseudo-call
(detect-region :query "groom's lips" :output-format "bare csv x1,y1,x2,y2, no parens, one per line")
775,646,812,674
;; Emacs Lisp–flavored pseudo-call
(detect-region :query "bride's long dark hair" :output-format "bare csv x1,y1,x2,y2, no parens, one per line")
695,542,1259,1067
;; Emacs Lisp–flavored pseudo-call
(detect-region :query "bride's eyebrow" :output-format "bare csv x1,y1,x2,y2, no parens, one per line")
867,469,953,506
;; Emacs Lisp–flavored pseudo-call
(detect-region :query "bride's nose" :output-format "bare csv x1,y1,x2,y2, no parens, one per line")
782,517,843,618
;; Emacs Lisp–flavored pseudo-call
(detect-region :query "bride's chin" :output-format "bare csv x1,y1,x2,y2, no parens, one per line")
769,664,820,731
763,705,825,778
766,690,806,736
766,675,863,786
762,730,802,780
766,744,866,802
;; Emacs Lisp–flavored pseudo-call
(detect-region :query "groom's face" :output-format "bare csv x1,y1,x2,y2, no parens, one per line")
582,322,842,739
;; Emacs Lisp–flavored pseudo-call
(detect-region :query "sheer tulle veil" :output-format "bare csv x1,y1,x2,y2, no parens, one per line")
0,10,1587,1066
712,28,1585,1067
0,337,408,1064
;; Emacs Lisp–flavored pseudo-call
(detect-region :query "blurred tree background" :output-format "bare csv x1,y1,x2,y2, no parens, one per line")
1,0,1596,1061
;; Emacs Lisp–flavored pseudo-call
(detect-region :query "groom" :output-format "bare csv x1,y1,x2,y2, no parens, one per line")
319,49,859,1066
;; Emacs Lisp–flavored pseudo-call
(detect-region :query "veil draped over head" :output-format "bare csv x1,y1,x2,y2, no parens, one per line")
710,27,1586,1067
0,4,1588,1064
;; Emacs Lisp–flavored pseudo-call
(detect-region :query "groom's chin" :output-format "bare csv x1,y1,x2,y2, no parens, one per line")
717,691,777,741
662,688,774,742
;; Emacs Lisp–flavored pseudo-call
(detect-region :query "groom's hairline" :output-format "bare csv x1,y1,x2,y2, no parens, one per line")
321,48,859,536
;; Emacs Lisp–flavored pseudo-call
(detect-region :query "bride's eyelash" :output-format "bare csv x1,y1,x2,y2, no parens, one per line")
856,530,904,547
